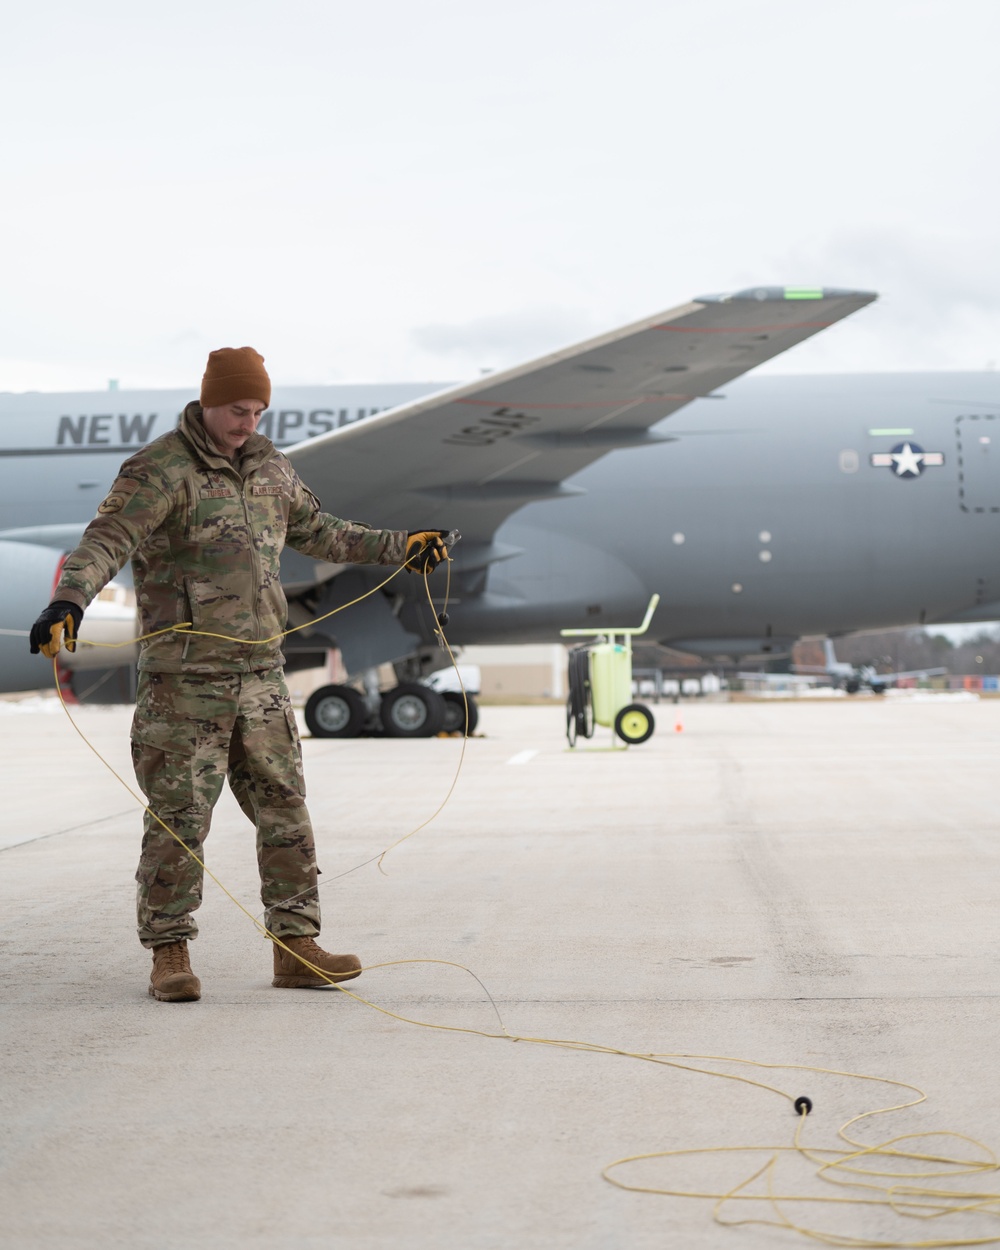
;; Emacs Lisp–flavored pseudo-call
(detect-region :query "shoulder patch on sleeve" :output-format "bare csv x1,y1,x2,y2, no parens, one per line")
96,476,140,516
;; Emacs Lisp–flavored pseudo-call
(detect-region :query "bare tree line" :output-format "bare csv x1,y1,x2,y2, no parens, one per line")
832,625,1000,675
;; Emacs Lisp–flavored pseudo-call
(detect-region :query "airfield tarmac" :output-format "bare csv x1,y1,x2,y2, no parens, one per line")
2,695,999,1250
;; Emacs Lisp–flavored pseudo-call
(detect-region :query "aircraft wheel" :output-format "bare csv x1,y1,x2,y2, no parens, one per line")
304,684,367,738
845,680,861,695
870,683,886,695
441,690,479,735
380,683,446,738
614,702,655,745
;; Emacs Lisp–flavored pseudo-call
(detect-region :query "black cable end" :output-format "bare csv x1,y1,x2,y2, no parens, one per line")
794,1096,813,1116
437,612,449,627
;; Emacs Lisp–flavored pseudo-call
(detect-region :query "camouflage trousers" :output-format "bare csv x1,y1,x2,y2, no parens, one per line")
131,669,321,948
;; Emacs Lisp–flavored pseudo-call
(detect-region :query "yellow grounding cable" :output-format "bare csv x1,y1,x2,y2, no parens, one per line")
45,557,1000,1248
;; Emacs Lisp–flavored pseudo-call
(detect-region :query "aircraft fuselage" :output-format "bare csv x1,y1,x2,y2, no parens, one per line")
2,370,998,685
446,371,1000,655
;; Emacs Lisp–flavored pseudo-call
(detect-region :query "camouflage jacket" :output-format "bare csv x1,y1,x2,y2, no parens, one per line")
54,403,408,674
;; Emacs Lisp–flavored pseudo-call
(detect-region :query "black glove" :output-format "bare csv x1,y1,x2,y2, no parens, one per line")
405,530,451,575
29,601,84,658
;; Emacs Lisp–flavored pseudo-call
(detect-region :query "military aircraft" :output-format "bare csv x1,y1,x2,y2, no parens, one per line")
2,285,998,736
740,638,948,695
791,638,947,695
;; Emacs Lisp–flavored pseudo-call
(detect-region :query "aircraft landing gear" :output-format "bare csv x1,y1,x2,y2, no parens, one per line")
379,682,446,738
304,684,367,738
440,690,479,735
303,679,478,740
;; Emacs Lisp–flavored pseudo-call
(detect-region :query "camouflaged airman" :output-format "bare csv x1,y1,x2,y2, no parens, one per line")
29,346,450,1002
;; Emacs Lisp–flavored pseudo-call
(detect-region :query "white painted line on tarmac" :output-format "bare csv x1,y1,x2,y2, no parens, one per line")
506,749,538,766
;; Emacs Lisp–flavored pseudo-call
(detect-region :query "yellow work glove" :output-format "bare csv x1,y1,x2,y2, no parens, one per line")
404,530,451,575
29,601,84,658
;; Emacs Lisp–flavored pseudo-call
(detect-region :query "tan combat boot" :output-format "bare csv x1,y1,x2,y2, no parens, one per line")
272,935,362,988
148,939,201,1002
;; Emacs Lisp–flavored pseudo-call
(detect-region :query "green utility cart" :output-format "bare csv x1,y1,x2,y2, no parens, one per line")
561,594,660,748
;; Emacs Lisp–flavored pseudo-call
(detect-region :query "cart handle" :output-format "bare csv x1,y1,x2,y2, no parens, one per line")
560,593,660,639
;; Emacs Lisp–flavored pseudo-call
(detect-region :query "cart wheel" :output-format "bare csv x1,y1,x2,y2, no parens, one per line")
614,703,655,745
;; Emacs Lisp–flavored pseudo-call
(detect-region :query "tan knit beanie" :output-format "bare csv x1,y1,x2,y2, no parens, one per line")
200,346,271,408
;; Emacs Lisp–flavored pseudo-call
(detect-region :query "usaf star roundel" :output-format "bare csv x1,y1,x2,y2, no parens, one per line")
869,441,945,479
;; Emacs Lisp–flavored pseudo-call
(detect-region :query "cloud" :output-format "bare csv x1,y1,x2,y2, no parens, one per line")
757,227,1000,373
410,307,598,372
802,228,1000,317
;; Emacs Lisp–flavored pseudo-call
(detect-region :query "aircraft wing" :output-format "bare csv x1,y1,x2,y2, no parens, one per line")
286,286,876,567
737,671,828,683
882,667,948,682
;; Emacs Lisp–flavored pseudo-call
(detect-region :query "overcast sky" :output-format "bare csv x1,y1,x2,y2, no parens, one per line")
3,0,998,393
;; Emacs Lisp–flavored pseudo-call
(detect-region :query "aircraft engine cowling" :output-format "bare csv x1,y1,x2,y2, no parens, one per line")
0,540,66,693
57,586,139,671
0,540,138,694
